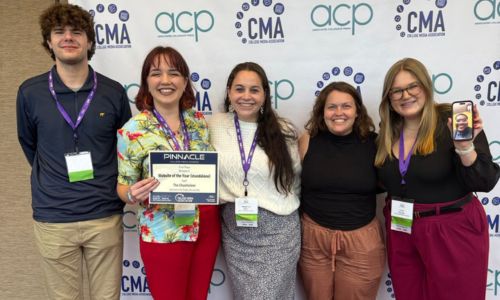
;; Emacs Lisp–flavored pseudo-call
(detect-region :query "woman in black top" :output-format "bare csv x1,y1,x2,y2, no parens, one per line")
376,58,499,300
299,82,385,300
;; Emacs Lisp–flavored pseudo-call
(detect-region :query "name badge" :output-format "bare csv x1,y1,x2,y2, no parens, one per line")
64,151,94,182
174,204,196,226
391,198,414,234
235,197,258,227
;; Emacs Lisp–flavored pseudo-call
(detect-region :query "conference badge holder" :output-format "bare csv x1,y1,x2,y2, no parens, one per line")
64,151,94,182
235,197,258,227
391,198,414,234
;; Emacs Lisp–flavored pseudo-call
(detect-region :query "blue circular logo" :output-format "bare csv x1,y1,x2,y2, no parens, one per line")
343,67,353,76
332,67,340,76
395,15,401,22
141,267,147,275
201,79,211,90
322,72,330,80
435,0,447,8
96,4,105,13
89,10,95,17
123,260,130,267
403,0,411,4
493,197,500,206
263,0,272,7
481,197,489,205
237,31,244,37
235,22,242,29
483,66,491,75
251,0,259,6
477,75,484,83
242,3,250,11
119,10,129,22
108,4,117,14
474,84,481,92
396,24,402,30
317,81,324,89
354,73,365,84
494,61,500,70
274,3,285,15
397,5,404,13
237,11,244,19
191,72,200,82
132,260,140,269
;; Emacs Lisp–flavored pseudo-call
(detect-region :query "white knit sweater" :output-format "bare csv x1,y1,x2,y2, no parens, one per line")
208,112,301,215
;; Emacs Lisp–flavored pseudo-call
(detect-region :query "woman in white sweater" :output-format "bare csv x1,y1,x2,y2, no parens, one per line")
208,62,301,299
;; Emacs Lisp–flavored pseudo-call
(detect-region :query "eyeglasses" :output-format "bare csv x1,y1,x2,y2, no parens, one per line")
389,82,422,101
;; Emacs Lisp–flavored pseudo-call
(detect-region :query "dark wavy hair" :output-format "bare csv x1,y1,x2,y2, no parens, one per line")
305,81,375,139
135,46,195,111
224,62,297,195
39,3,96,61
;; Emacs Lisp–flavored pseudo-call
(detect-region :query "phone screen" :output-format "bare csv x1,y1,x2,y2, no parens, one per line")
452,101,473,141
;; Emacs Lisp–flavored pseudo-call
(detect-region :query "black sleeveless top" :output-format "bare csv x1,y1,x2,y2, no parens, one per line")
301,130,378,230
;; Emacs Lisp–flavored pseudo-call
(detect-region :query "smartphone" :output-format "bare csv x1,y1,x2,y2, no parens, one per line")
451,100,474,141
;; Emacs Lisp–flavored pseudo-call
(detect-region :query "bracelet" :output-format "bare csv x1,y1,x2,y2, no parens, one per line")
127,190,134,203
455,144,475,156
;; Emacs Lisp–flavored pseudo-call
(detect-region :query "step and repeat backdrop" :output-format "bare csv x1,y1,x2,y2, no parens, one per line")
70,0,499,299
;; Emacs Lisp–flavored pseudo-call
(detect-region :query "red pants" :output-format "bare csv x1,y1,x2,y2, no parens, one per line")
140,205,221,300
384,196,489,300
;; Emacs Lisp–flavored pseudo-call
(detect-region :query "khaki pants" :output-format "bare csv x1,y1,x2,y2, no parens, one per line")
34,215,123,300
299,214,385,300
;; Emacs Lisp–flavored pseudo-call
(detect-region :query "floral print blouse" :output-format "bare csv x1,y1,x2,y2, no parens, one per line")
117,109,212,243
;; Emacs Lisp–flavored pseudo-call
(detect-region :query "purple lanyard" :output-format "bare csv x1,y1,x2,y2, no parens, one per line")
48,69,97,152
398,131,417,185
234,114,258,197
153,109,190,151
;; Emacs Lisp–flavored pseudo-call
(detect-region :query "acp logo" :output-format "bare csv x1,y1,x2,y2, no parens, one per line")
490,140,500,162
121,259,150,296
191,72,213,115
474,61,500,106
89,3,131,49
235,0,285,44
208,268,227,293
488,268,500,296
269,78,294,109
122,210,137,232
155,10,214,42
314,66,366,97
474,0,500,24
394,0,446,38
310,2,373,35
383,273,396,299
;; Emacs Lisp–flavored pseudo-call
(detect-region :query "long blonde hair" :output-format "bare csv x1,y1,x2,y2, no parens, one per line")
375,58,439,167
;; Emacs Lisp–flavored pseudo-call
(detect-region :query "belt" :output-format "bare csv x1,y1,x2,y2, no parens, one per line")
413,193,472,219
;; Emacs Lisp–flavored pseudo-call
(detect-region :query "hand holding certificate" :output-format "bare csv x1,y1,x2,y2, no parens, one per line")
149,151,219,205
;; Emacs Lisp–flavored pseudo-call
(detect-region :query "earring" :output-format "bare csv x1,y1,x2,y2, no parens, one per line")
260,106,264,114
229,104,235,113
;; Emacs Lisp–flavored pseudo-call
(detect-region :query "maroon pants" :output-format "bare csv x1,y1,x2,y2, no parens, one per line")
384,196,489,300
140,205,221,300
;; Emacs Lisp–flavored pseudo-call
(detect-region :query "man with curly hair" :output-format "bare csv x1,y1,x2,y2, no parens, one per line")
16,3,131,299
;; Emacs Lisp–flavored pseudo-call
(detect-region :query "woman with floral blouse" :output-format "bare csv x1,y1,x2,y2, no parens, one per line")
116,46,220,300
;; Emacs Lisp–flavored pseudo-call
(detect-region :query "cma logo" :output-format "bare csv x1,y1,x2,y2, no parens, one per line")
155,10,214,42
394,0,447,38
235,1,285,44
481,196,500,235
474,61,500,106
314,66,366,96
474,0,500,22
90,3,131,49
487,269,500,296
121,260,149,295
191,72,213,115
310,3,373,35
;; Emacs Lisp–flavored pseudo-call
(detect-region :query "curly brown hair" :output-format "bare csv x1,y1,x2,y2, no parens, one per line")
39,3,96,61
305,81,375,140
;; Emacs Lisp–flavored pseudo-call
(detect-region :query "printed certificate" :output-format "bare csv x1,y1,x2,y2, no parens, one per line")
149,151,218,204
